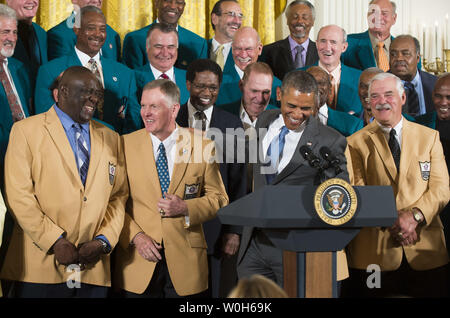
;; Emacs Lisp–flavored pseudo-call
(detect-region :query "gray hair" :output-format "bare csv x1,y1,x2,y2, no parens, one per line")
359,67,384,86
0,4,17,21
369,0,397,15
146,23,179,48
368,72,404,100
285,0,315,20
142,79,180,107
392,34,421,55
281,70,320,108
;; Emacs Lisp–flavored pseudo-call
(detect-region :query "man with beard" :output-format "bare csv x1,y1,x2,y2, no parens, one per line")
0,66,128,298
209,0,242,71
6,0,47,79
344,72,449,297
47,0,121,61
342,0,397,71
260,0,318,81
176,59,247,297
389,35,437,116
307,66,363,136
34,6,141,134
216,27,281,109
123,0,207,70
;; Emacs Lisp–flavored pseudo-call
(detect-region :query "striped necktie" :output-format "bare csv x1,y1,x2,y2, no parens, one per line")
265,126,289,184
74,124,90,185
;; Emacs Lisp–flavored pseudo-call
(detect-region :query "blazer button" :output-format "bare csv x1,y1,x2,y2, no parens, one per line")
83,197,87,202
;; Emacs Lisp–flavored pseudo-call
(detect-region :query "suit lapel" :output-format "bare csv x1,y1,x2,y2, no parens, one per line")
398,120,415,179
367,121,397,181
168,129,192,194
175,104,189,127
138,129,163,197
280,37,294,70
44,107,83,188
85,121,103,188
357,32,376,68
8,60,30,117
305,40,318,66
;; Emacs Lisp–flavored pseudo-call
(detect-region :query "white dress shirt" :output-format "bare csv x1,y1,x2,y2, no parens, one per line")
262,114,306,174
187,99,214,130
150,64,175,82
319,61,341,97
211,38,232,63
377,117,403,150
75,46,104,86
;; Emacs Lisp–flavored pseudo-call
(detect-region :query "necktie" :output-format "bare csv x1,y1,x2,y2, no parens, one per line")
404,81,420,116
156,142,170,197
215,44,225,70
74,124,90,185
377,42,389,72
327,74,336,109
0,60,25,122
294,45,305,69
388,128,401,171
265,126,290,184
87,59,104,119
159,73,169,80
194,111,207,131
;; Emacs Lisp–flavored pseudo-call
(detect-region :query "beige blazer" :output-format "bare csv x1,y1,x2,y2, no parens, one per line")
345,119,450,271
0,108,128,286
114,128,229,296
0,190,5,297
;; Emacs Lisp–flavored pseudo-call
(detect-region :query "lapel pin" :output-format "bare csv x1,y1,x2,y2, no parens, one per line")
109,43,113,49
112,76,117,82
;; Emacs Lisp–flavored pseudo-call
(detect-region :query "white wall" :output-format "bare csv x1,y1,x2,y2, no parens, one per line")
275,0,450,61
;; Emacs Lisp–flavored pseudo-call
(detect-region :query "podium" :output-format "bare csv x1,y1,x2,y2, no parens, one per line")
218,184,397,298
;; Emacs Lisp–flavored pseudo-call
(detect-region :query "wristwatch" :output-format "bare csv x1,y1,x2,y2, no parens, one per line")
412,208,424,224
95,238,112,254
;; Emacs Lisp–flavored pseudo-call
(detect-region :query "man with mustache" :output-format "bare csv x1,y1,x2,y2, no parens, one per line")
260,0,318,81
389,35,437,116
47,0,121,61
344,72,449,297
123,0,208,70
415,73,450,255
0,66,128,298
176,58,246,297
34,6,141,134
237,70,349,288
6,0,47,80
0,3,33,288
209,0,242,71
134,23,189,105
300,24,363,117
216,27,281,109
342,0,397,71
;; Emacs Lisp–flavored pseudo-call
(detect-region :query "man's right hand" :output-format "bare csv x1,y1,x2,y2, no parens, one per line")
132,232,162,262
53,238,79,265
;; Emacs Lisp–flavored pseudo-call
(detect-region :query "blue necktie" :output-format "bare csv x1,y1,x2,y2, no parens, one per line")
156,142,170,197
404,81,420,116
74,124,90,185
265,126,289,184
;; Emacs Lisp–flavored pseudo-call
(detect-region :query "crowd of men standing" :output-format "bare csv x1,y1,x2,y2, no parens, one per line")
0,0,448,299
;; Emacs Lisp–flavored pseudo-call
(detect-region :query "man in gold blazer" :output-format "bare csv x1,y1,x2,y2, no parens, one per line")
0,66,128,298
114,79,228,298
344,72,450,297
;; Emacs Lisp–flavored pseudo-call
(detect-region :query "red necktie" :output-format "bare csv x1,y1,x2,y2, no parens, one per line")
0,59,25,122
159,73,169,80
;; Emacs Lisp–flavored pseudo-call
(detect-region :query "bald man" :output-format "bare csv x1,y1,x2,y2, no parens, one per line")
216,27,281,109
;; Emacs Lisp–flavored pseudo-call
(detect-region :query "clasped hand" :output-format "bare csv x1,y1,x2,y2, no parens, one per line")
53,238,104,267
388,210,420,246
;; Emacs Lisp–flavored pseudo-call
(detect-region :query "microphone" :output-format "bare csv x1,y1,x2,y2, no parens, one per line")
299,145,321,169
319,146,343,175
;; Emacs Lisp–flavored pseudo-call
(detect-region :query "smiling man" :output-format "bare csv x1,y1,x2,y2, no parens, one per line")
34,6,141,134
0,66,128,298
123,0,208,70
260,0,318,81
344,72,449,298
389,35,437,116
176,59,247,297
6,0,47,79
47,0,121,61
237,70,349,288
134,23,189,105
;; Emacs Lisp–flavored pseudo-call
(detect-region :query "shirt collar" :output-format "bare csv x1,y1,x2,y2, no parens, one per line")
288,35,310,52
53,103,90,133
319,61,341,76
150,126,178,151
75,46,101,67
211,37,232,52
234,64,244,79
368,31,392,51
156,19,179,31
187,99,214,123
150,64,175,81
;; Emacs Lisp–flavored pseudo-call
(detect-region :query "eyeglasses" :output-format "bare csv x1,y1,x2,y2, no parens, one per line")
221,11,244,19
191,83,219,93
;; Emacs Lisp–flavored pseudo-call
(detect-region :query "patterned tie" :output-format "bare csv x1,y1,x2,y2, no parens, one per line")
265,126,290,184
156,142,170,197
404,81,420,116
159,73,169,80
388,128,401,171
377,42,389,72
194,111,207,131
215,44,225,70
0,59,25,122
74,124,90,185
327,74,336,109
294,45,305,69
87,58,104,119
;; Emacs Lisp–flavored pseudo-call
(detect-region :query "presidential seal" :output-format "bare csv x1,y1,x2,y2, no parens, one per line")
314,178,357,226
